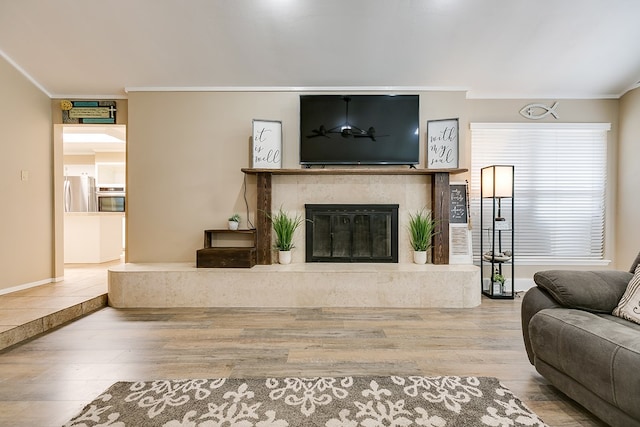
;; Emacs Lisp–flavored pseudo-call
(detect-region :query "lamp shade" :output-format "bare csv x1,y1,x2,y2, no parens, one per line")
481,165,513,198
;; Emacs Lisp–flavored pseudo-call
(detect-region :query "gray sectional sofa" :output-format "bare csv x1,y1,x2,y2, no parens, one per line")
522,253,640,427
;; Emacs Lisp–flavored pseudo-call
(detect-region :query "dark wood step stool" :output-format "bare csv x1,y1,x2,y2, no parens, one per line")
196,229,257,268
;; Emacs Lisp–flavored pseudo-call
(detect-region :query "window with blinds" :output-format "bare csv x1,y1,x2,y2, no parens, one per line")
470,123,610,263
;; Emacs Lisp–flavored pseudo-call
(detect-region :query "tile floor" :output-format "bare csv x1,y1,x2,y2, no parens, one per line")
0,261,117,350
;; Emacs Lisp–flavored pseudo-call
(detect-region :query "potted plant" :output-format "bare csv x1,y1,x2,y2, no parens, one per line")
266,207,304,264
408,208,437,264
228,213,240,230
492,269,506,294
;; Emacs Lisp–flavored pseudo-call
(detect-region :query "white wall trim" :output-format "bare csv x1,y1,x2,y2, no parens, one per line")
515,259,611,266
57,87,626,100
470,122,611,131
124,85,470,94
0,278,55,296
465,92,621,100
477,259,612,267
515,278,536,293
52,93,128,100
0,48,51,98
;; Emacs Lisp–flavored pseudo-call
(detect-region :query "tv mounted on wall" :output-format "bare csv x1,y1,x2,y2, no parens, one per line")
299,95,419,166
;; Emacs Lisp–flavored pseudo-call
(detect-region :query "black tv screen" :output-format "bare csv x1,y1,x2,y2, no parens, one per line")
299,95,419,166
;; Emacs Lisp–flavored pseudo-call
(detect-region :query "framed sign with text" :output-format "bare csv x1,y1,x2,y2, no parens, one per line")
427,118,459,169
251,119,282,169
449,181,473,264
61,100,117,124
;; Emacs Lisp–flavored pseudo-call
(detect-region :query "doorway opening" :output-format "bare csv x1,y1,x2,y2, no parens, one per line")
55,124,127,277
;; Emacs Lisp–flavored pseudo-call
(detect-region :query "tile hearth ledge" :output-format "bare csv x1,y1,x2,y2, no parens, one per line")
108,263,481,309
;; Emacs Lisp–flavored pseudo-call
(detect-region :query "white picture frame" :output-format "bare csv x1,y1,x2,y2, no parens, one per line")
251,119,282,169
427,118,459,169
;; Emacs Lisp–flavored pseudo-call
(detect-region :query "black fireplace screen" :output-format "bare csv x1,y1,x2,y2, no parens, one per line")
305,204,399,263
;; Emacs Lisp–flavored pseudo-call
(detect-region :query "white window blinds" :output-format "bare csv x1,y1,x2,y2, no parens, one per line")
470,123,610,263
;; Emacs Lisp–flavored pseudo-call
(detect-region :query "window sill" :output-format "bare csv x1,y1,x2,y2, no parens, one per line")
477,257,611,267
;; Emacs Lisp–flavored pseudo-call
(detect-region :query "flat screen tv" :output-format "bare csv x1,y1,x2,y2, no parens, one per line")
299,95,419,166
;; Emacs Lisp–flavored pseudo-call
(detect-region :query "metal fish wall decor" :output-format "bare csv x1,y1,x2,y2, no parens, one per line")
520,102,559,120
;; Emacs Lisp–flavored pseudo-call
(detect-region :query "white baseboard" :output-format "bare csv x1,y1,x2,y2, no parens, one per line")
0,278,55,296
514,277,536,293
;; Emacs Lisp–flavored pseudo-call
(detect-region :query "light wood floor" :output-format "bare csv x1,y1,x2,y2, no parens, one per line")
0,279,606,426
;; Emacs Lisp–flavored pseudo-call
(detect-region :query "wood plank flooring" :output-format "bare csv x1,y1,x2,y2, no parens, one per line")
0,296,606,426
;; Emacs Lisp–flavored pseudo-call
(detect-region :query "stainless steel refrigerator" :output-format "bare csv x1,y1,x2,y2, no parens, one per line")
64,176,97,212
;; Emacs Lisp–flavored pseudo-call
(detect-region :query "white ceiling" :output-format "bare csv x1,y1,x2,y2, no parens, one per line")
62,125,126,155
1,0,640,99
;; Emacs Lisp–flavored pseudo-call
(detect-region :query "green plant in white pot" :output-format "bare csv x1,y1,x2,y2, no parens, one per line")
266,207,304,264
492,268,506,293
228,213,240,230
408,208,437,264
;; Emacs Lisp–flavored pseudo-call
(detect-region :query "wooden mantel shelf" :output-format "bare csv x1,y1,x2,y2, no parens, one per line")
242,167,468,266
241,168,468,175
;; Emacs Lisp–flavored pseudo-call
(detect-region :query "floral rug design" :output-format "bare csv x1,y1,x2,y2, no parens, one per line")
63,376,548,426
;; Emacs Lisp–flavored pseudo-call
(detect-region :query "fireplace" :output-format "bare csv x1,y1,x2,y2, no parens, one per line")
305,204,398,263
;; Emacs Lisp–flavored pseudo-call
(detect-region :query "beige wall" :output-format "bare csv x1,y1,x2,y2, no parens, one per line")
127,92,297,262
62,153,126,167
127,91,621,275
0,63,632,287
96,152,126,163
618,87,640,270
0,55,53,292
127,91,467,262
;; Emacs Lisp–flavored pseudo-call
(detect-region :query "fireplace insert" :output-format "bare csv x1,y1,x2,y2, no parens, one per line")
305,204,399,263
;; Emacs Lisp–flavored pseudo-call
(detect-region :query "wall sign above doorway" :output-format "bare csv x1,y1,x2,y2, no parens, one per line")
61,100,117,124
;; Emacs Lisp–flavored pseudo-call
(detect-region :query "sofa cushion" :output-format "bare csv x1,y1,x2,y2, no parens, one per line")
533,270,632,313
613,266,640,325
529,309,640,421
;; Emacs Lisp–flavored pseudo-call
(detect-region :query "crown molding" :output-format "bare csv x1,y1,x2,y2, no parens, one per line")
124,85,470,94
0,49,51,98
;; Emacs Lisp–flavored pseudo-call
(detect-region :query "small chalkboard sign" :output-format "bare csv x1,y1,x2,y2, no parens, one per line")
450,183,468,224
449,181,473,264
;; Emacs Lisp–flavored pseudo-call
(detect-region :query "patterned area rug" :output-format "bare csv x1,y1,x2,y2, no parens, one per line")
63,376,548,426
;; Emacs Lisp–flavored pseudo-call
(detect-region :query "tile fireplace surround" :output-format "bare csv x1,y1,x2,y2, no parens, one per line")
109,169,481,308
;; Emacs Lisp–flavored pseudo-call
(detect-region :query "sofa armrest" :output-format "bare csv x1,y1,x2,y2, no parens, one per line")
521,287,562,364
533,270,632,313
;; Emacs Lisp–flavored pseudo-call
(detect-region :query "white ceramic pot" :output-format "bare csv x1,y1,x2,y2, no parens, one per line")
413,250,427,265
228,221,239,230
278,250,292,265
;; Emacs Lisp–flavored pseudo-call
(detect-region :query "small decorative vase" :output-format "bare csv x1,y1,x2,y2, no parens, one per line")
278,250,292,265
228,221,239,230
413,250,427,264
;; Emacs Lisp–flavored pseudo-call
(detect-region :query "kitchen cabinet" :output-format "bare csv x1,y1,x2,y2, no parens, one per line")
64,213,124,263
95,162,125,187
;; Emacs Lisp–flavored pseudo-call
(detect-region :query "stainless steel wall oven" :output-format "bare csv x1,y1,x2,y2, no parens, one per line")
97,186,125,212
